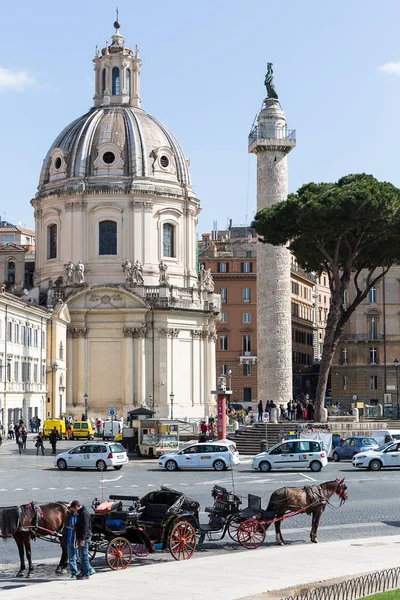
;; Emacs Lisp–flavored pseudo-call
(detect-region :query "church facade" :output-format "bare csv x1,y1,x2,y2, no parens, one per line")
31,21,220,420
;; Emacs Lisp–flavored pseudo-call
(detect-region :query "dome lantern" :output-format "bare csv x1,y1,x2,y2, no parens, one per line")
93,21,141,108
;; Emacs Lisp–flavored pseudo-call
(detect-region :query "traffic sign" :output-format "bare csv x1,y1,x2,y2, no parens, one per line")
108,407,116,417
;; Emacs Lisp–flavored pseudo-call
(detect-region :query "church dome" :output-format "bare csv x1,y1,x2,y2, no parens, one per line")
37,106,192,194
36,22,193,199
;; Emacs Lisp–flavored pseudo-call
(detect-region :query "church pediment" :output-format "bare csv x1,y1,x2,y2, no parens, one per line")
0,243,26,254
66,285,150,310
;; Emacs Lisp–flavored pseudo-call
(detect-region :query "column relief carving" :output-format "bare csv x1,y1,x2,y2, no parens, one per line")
68,327,89,338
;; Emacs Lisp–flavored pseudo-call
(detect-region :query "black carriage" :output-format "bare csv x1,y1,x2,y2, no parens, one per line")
89,488,199,569
195,484,273,546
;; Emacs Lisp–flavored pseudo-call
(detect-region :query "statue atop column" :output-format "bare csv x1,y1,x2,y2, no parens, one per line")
159,260,169,285
133,260,144,284
264,63,278,100
204,268,214,292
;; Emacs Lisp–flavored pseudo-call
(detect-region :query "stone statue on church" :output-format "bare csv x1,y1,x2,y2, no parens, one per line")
199,264,206,290
76,260,85,284
159,260,169,285
204,268,214,293
133,260,144,285
265,63,278,100
122,260,133,284
64,261,75,284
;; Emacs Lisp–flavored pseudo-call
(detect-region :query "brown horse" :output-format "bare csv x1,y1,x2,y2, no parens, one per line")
0,501,69,577
266,478,348,545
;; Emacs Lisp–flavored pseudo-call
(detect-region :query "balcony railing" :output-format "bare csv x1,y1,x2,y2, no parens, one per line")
340,333,384,342
248,125,296,145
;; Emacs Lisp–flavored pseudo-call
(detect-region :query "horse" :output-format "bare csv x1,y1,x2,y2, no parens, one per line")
0,501,69,577
265,478,348,545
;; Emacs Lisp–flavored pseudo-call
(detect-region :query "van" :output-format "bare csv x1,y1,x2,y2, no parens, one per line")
43,419,66,439
371,429,400,446
72,420,95,440
103,420,123,440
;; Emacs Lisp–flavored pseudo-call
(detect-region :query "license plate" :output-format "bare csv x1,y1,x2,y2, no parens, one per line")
117,454,124,459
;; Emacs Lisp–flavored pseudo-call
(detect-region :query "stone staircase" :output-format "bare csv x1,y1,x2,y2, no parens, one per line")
228,422,296,455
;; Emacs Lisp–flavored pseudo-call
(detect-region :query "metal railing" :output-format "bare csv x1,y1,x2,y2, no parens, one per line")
248,125,296,145
282,567,400,600
340,333,384,341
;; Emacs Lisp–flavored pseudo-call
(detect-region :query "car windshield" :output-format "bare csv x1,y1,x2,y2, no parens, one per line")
110,443,125,452
376,442,395,452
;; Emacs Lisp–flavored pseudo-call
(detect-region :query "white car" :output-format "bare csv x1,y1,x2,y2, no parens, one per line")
55,442,128,471
252,439,328,473
159,441,240,471
352,441,400,471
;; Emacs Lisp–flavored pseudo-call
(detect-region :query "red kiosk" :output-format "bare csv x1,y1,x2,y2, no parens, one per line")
211,377,232,440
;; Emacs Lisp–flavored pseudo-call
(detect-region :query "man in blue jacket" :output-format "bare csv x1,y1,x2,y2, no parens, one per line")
70,500,93,580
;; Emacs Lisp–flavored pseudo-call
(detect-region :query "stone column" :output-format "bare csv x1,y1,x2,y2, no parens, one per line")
74,328,89,409
66,328,74,409
133,324,147,406
123,328,135,408
249,97,296,405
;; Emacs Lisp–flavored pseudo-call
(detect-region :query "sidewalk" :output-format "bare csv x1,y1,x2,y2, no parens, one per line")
3,533,400,600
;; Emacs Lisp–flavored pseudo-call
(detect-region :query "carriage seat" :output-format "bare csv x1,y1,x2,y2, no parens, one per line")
95,501,123,514
137,503,170,525
205,506,218,515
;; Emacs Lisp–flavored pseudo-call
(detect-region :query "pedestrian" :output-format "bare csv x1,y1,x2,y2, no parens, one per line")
14,423,20,442
199,421,207,442
35,432,45,455
63,506,79,579
96,417,103,437
307,402,315,421
69,500,94,579
296,401,303,421
0,431,2,446
8,423,14,440
20,425,27,450
17,432,24,455
49,427,59,455
257,400,263,422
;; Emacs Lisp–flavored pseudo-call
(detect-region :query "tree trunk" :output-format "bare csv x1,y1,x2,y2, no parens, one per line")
314,295,343,421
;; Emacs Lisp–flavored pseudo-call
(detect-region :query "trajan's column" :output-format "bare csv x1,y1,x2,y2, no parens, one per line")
248,63,296,405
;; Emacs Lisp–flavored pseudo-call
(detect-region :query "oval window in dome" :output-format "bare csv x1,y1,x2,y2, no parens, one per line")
54,157,62,170
160,155,169,168
103,151,115,165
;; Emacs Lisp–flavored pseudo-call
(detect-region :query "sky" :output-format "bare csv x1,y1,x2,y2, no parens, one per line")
2,0,400,234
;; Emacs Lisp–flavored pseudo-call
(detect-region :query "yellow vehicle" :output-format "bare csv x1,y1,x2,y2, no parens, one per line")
43,419,66,439
72,420,95,440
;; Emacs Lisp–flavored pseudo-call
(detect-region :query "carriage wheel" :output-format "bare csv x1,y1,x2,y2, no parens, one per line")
106,537,133,570
169,520,197,561
237,520,265,549
89,543,97,561
131,543,149,557
227,517,242,542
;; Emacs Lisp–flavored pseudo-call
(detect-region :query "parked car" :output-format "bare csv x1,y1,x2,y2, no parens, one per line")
158,441,240,471
332,436,378,461
252,439,328,472
55,442,128,471
352,441,400,471
71,420,95,440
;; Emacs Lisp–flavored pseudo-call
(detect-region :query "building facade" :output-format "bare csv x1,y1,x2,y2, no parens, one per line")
199,228,319,406
0,290,69,431
0,221,35,293
31,21,220,420
332,267,400,410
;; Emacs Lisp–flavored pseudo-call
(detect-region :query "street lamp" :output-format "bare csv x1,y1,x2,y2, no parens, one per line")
84,393,88,420
149,394,154,410
394,359,399,418
169,392,174,420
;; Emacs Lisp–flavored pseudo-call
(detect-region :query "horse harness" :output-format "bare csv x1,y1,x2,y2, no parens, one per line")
18,502,62,537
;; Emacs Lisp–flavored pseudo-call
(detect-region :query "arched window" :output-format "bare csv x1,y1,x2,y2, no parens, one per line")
47,224,57,259
7,261,15,285
102,69,106,93
126,68,131,95
112,67,120,95
163,223,175,257
59,342,64,361
99,220,117,255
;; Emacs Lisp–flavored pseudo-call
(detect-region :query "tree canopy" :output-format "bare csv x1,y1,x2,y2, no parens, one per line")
253,173,400,419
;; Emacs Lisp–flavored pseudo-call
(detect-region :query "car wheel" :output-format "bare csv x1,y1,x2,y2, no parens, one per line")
213,459,226,471
113,465,123,470
310,461,322,472
259,461,271,473
369,459,382,471
332,452,340,462
165,460,178,471
96,460,107,471
57,459,67,471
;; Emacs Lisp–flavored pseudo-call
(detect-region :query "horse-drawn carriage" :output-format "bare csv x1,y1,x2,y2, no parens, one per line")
89,488,199,568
